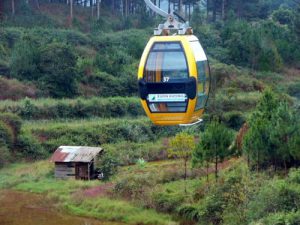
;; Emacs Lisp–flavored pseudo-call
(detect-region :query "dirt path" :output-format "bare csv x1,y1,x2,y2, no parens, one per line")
0,190,122,225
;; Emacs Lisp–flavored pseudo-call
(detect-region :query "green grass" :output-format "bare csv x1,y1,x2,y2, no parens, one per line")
22,116,148,131
0,96,144,120
66,197,176,225
0,161,177,225
21,117,180,154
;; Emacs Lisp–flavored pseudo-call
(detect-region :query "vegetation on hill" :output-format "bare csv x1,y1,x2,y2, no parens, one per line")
0,0,300,225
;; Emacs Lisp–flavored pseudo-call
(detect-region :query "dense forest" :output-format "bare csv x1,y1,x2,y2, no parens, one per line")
0,0,300,225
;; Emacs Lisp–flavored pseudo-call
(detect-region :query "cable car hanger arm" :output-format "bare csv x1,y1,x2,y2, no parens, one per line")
143,0,192,35
144,0,169,18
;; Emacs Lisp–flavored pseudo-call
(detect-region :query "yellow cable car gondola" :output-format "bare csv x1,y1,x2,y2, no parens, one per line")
138,1,210,126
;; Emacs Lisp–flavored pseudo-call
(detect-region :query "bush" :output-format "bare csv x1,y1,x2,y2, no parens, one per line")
38,42,78,98
287,82,300,98
0,112,22,138
24,118,180,154
153,191,185,213
16,133,46,159
0,97,144,120
0,77,37,100
96,151,120,181
222,111,245,130
0,121,14,147
103,141,166,166
258,211,300,225
10,36,40,81
114,173,157,205
247,180,300,222
0,145,11,168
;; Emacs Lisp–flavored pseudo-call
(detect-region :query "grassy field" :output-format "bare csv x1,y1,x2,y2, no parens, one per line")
0,96,144,120
0,160,177,225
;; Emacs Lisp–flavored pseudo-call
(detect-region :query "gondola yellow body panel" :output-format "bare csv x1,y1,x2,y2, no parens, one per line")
138,35,210,126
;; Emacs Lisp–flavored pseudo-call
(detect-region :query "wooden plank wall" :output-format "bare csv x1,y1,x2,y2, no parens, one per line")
55,163,75,179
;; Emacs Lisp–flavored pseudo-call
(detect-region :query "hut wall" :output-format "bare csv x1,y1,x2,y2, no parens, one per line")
54,162,75,179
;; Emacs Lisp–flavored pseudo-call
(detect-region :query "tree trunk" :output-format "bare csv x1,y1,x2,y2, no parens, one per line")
284,159,287,175
222,0,226,20
91,0,94,18
35,0,40,10
111,0,115,15
215,155,218,181
188,3,191,22
12,0,15,16
125,0,128,17
237,0,241,18
206,0,209,22
257,149,259,172
70,0,73,22
206,161,209,183
0,0,3,17
215,143,218,181
184,158,187,194
179,0,183,14
212,0,217,22
97,0,100,20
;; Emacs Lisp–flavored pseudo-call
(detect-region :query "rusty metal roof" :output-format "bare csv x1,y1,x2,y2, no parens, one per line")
50,146,103,163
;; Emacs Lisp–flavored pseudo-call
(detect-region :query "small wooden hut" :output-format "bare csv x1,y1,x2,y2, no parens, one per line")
51,146,103,180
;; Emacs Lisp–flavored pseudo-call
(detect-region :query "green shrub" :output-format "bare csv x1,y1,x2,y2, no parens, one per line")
10,36,40,81
0,76,37,100
0,145,11,168
0,112,22,138
16,133,46,160
96,151,120,180
23,118,180,154
114,173,157,204
92,29,149,59
0,97,144,120
247,180,300,221
38,42,78,98
0,121,14,147
287,82,300,98
222,111,245,130
288,168,300,184
257,211,300,225
153,191,185,213
103,141,166,166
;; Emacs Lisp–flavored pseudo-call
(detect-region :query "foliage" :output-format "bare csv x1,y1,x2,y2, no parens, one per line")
114,173,157,204
102,141,166,166
168,132,195,192
96,151,120,181
243,88,300,169
152,191,186,213
38,42,78,98
15,133,46,160
0,121,14,147
222,111,245,130
287,82,300,98
193,118,234,180
10,36,40,80
0,76,37,100
0,145,11,168
168,132,195,161
0,97,144,120
0,112,22,138
22,117,180,154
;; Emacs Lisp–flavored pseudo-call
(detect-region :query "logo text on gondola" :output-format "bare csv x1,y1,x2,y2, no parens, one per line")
148,94,187,102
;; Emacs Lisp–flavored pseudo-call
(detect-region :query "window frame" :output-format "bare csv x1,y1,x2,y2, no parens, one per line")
143,41,190,114
143,41,190,83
